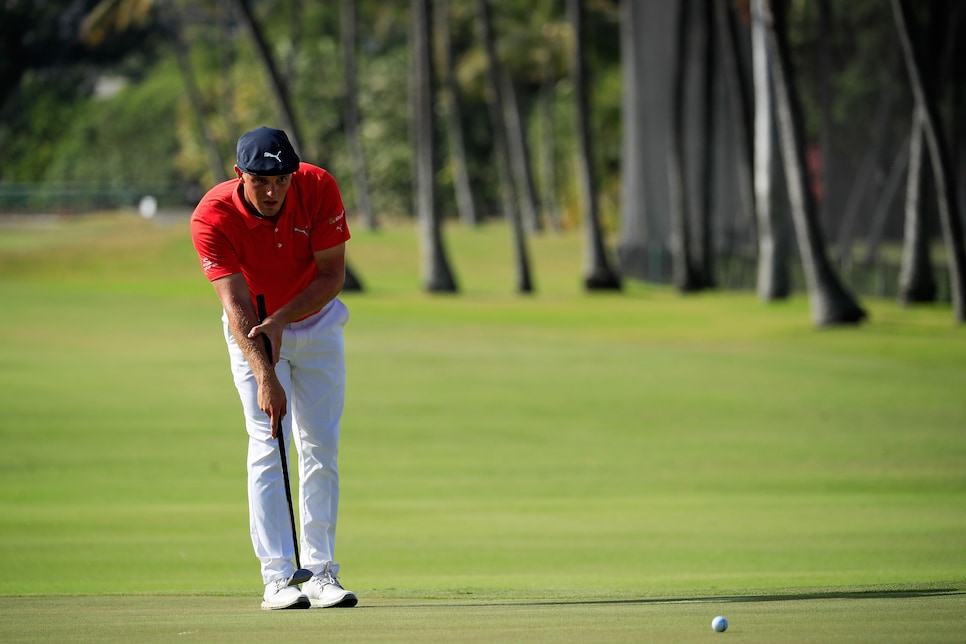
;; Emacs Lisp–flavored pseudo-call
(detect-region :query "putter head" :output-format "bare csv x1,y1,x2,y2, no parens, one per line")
288,568,313,586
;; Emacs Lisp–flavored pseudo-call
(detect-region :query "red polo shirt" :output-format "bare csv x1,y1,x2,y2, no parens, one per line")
190,162,350,318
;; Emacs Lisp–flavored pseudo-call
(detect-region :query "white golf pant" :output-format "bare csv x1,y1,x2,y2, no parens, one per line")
223,299,349,585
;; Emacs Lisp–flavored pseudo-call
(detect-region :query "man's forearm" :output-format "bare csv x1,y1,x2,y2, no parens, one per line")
226,299,277,383
268,272,344,326
266,243,347,326
213,274,277,381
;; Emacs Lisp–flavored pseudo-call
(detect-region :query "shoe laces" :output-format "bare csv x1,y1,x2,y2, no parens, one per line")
319,572,341,587
314,563,341,587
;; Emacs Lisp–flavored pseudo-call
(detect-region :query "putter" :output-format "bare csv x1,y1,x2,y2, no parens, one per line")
256,294,313,587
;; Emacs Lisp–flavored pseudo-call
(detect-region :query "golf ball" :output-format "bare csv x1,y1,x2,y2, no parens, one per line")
712,616,728,632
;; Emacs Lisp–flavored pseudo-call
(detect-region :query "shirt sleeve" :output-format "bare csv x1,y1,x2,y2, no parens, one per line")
306,168,351,252
190,211,242,282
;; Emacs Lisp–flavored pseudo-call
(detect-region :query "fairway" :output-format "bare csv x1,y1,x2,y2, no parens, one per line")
1,213,964,641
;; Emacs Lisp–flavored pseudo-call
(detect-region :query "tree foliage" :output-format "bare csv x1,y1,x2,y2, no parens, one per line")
0,0,963,319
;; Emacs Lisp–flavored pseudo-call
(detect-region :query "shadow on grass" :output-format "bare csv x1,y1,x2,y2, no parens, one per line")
356,588,965,610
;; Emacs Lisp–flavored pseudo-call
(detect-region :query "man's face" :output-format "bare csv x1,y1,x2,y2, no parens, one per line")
235,167,292,218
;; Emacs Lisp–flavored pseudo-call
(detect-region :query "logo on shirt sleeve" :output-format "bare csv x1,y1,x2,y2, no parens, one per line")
202,256,219,272
328,210,345,233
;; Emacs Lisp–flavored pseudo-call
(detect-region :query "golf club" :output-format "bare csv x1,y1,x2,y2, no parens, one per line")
256,294,313,587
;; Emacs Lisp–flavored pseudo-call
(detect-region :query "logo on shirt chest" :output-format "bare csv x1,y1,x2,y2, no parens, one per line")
293,226,309,237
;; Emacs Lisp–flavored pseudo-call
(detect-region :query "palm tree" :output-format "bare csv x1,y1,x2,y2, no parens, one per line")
617,0,653,281
862,132,911,269
341,0,377,231
230,0,303,154
891,0,966,322
536,18,564,233
501,71,542,233
712,0,755,252
693,0,716,289
566,0,620,291
815,0,835,238
412,0,458,292
668,0,700,292
756,0,866,325
474,0,534,293
436,0,479,227
835,49,901,267
897,111,938,303
750,0,790,301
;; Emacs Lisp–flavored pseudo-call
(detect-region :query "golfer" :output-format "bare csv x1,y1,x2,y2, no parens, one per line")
190,127,357,610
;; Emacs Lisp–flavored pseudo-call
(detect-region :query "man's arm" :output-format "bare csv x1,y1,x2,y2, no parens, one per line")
211,273,287,437
246,242,346,359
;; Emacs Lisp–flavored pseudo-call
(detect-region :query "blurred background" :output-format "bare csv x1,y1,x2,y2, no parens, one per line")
0,0,963,310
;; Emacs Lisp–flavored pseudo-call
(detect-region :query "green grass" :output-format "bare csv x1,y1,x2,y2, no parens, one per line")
0,213,964,641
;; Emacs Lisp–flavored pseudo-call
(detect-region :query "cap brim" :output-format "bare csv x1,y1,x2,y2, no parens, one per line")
238,165,299,176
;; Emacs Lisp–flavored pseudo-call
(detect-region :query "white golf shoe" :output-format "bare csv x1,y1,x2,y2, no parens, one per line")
261,578,310,610
303,569,358,608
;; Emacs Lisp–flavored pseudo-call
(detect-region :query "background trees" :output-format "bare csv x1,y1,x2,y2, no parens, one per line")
1,0,963,323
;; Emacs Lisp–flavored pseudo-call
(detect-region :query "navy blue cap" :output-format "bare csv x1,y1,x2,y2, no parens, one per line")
236,127,300,176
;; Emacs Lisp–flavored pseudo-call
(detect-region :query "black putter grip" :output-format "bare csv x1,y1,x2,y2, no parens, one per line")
254,294,272,359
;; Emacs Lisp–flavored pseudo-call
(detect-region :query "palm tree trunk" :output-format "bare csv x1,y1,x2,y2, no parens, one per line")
713,0,755,247
760,0,866,325
285,0,303,80
538,54,562,233
751,0,789,301
815,0,834,237
501,72,542,233
892,0,966,321
567,0,620,290
694,0,715,289
341,0,377,230
862,133,910,267
343,264,364,292
437,0,478,227
669,0,700,292
231,0,303,154
617,0,653,280
835,47,901,267
944,5,965,224
412,0,457,293
897,109,937,303
474,0,533,293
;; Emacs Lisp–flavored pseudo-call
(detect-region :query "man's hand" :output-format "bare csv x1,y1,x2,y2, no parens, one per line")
257,372,287,439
